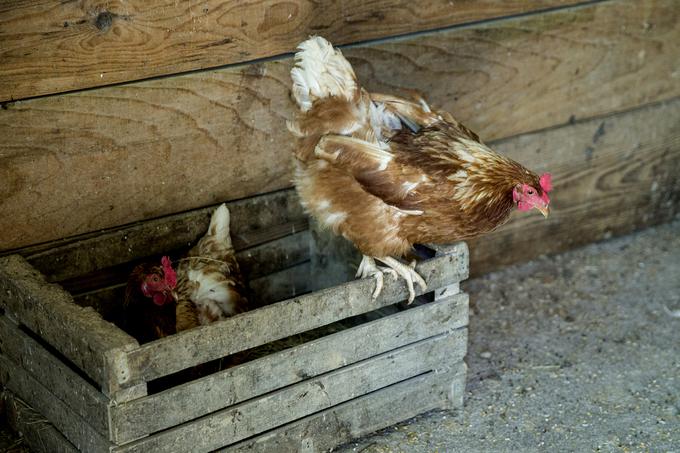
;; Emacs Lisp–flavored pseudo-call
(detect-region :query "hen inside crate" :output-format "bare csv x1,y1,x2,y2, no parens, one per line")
16,189,449,394
0,189,469,452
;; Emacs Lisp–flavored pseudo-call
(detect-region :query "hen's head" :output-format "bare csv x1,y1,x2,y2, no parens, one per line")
512,173,552,217
129,256,177,307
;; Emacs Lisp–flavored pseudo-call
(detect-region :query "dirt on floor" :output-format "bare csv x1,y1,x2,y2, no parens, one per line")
2,220,679,453
337,219,680,453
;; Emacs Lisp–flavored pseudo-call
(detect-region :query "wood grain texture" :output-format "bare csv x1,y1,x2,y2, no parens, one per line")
0,255,139,393
121,246,468,385
0,316,110,437
115,332,461,453
224,365,466,453
467,97,680,275
110,295,467,443
0,0,586,101
0,354,111,453
2,0,679,251
1,390,79,453
20,189,306,283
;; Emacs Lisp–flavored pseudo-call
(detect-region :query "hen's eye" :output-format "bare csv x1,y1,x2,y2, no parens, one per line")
151,275,160,282
527,189,534,195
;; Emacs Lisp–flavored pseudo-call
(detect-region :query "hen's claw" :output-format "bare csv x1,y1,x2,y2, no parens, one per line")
356,255,398,299
356,255,427,304
377,256,427,304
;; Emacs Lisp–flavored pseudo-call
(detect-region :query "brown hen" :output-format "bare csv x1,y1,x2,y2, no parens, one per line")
123,204,248,344
288,37,552,302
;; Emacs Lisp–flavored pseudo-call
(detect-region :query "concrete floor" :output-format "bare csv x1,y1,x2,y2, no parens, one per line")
2,220,679,452
337,219,680,453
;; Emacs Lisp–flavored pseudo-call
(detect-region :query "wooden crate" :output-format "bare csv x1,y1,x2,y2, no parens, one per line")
0,193,469,453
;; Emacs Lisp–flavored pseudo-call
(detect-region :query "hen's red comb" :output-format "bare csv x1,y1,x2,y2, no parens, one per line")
161,256,177,288
539,173,553,193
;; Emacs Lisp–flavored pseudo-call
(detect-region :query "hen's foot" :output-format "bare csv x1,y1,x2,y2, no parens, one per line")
376,256,427,304
356,255,427,303
356,255,398,299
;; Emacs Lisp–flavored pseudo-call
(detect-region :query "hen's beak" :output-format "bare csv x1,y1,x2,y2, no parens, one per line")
537,205,550,218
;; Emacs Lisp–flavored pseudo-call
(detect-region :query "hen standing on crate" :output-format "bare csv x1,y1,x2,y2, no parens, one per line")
288,36,553,303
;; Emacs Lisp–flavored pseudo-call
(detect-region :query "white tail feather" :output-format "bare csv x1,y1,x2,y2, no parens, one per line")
291,36,358,112
208,204,232,248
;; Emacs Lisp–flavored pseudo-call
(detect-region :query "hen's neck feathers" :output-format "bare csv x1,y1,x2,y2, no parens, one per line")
448,138,538,210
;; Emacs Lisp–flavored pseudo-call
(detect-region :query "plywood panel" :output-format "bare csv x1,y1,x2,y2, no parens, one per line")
2,0,679,250
0,0,585,101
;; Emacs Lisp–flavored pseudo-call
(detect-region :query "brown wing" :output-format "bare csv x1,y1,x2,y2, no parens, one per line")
312,131,467,212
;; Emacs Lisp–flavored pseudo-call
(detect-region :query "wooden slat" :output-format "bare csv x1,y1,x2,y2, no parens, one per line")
0,354,111,453
248,260,311,304
0,316,110,437
468,97,680,275
0,0,586,101
2,0,679,250
115,331,461,453
118,245,468,386
59,229,310,296
0,255,139,395
18,189,306,283
1,390,79,453
222,365,466,453
110,294,468,443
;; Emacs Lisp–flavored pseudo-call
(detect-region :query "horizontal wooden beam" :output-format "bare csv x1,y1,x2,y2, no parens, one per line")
120,246,468,385
115,331,464,452
226,364,466,452
467,97,680,275
15,189,305,283
1,0,678,250
110,294,467,443
0,0,586,101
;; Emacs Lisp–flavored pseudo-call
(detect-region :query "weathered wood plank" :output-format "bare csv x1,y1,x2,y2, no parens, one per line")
0,354,111,453
13,189,305,283
1,390,79,453
224,364,466,452
0,316,110,437
468,97,680,275
248,260,311,305
0,255,139,394
120,246,468,386
115,331,461,453
2,0,679,250
0,0,586,101
59,229,310,297
110,293,468,443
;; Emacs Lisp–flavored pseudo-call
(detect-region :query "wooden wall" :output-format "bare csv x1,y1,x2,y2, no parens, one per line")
1,0,679,277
